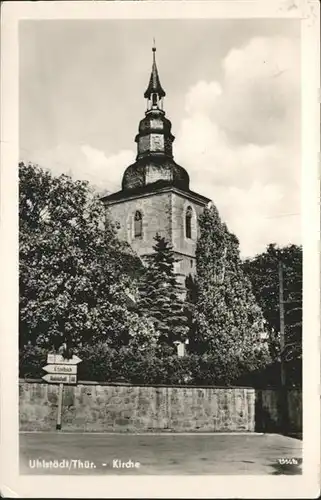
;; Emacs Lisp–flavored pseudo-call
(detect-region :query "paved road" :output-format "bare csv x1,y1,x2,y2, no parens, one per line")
20,432,302,475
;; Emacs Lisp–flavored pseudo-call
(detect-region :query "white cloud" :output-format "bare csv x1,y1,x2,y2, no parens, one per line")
23,143,135,194
223,36,297,81
184,80,222,115
218,36,300,147
175,36,301,257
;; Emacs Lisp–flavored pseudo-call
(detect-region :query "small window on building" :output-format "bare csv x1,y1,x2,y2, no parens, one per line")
185,206,193,239
134,210,143,239
190,259,194,268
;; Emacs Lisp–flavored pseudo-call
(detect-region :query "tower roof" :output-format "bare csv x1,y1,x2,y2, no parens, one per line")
144,45,166,99
102,44,191,196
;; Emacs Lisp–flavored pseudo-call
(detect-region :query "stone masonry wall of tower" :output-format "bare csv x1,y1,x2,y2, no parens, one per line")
106,188,206,281
102,46,210,283
106,191,172,256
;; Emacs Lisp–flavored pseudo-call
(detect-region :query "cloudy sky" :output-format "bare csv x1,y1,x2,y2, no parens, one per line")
19,19,301,257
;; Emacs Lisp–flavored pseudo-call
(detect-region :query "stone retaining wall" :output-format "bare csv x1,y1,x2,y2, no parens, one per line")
19,381,255,432
255,389,302,436
19,381,302,434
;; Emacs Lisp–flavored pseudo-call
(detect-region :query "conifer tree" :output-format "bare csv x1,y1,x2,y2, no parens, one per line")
193,204,271,382
137,234,189,349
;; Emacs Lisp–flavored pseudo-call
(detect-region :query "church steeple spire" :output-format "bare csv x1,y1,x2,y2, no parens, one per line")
119,44,190,193
144,42,166,110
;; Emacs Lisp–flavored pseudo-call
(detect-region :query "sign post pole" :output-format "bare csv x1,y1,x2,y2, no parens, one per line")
56,383,64,431
42,352,82,431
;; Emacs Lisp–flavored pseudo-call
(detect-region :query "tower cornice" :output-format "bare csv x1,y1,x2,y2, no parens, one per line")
102,184,211,207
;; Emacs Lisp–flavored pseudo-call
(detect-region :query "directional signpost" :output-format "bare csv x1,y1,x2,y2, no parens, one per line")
43,364,78,375
47,354,82,365
42,352,82,430
42,373,77,384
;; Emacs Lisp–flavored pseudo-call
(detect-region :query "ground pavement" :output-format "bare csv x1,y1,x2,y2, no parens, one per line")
20,432,302,475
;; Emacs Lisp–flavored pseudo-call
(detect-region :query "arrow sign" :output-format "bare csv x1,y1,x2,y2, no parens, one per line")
43,364,77,375
47,354,82,365
42,373,77,385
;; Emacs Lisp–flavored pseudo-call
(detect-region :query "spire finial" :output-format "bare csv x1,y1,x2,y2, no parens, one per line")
144,41,166,102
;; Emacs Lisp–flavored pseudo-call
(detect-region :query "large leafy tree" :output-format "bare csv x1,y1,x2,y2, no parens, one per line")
137,234,189,349
190,204,271,384
242,244,302,386
19,162,154,354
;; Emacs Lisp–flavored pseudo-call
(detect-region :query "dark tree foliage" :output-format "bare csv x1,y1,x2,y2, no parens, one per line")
242,243,302,387
137,234,189,349
188,204,271,384
19,162,154,356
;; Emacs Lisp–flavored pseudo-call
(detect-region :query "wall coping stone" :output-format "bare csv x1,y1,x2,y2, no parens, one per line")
19,378,256,389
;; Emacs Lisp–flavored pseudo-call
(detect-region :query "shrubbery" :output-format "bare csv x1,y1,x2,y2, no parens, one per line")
19,342,277,387
19,344,48,379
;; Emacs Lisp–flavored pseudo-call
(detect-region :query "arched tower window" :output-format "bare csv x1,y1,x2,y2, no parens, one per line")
134,211,143,239
185,206,193,239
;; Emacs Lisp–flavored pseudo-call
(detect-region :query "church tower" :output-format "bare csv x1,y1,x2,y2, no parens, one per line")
102,45,210,281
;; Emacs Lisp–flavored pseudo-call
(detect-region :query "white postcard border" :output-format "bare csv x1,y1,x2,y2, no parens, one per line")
0,1,320,498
